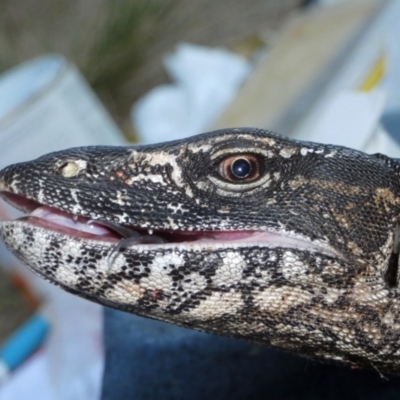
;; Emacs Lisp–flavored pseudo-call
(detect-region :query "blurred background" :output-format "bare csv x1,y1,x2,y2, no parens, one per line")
0,0,300,135
1,0,400,399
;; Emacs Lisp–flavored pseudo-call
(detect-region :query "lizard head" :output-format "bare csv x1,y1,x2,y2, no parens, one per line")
1,127,400,372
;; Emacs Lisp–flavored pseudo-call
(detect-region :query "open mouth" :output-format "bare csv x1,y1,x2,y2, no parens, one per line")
0,191,340,257
0,191,271,245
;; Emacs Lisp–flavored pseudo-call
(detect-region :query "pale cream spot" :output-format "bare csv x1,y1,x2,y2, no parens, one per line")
179,272,207,293
300,148,314,156
109,190,127,206
213,251,245,286
253,286,312,313
183,290,243,319
287,176,306,190
279,148,296,158
105,280,143,303
325,150,337,158
125,174,167,185
347,241,362,256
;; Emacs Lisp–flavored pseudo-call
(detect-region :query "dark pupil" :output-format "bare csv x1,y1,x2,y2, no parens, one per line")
231,158,251,178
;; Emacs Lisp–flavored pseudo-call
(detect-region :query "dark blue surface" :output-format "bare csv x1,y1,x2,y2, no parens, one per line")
101,308,400,400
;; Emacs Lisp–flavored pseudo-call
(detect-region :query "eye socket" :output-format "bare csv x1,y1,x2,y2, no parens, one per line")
218,154,262,183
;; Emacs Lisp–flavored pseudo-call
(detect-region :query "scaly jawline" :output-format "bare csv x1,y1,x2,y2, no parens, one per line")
3,217,342,260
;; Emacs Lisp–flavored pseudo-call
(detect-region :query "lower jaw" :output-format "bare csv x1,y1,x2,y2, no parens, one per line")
0,217,340,260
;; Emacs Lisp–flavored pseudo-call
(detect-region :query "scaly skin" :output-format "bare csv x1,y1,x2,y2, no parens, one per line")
1,128,400,373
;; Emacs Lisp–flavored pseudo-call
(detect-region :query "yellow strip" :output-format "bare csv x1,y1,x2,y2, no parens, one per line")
359,54,386,92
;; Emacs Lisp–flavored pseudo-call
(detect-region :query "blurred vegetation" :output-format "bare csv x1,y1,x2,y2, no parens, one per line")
0,269,34,343
0,0,301,128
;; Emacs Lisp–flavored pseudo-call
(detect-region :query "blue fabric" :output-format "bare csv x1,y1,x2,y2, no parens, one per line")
0,314,49,370
101,308,400,400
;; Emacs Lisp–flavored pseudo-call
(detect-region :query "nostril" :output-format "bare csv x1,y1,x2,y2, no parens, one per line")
59,161,79,177
57,160,87,178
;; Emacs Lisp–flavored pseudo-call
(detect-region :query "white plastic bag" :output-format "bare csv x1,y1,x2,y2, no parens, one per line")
132,42,251,143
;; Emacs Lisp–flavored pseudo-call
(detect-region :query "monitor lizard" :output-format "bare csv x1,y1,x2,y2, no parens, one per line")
0,127,400,374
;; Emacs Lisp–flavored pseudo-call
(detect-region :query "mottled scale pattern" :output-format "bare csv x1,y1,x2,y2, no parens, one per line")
1,128,400,374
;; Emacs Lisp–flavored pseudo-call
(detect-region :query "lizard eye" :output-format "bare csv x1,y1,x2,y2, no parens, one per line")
218,154,262,183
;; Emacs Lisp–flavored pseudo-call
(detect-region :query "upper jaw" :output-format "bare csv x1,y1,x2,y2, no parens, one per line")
0,191,41,214
0,190,342,258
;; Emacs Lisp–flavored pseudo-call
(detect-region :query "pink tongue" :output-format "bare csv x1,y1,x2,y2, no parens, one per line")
208,231,257,241
30,206,112,237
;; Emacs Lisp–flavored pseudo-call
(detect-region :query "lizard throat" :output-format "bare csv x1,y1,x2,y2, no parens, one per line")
0,191,339,256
